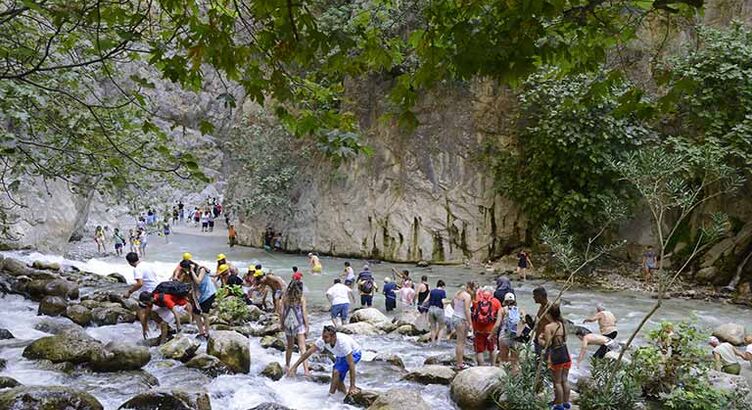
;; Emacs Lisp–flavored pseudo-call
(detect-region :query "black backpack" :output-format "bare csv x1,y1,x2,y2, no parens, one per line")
154,281,191,297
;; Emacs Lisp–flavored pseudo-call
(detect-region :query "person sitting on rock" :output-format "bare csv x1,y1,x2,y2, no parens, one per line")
575,327,620,366
709,336,745,375
287,325,361,397
138,289,188,344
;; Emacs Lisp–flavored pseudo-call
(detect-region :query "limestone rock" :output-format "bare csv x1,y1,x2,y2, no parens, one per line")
0,376,21,388
247,304,264,321
345,389,380,407
372,353,405,369
1,258,30,276
65,304,93,326
416,261,429,267
185,354,230,378
247,404,293,410
339,322,384,336
367,388,430,410
34,317,81,335
0,386,103,410
0,328,13,339
91,306,136,326
38,295,68,316
423,353,475,367
393,324,422,336
349,308,389,325
714,323,746,345
23,329,102,364
207,330,250,373
159,334,200,362
107,272,128,283
118,389,211,410
260,362,284,381
450,366,505,409
260,336,286,351
32,261,61,271
43,279,79,300
90,341,151,372
248,323,282,337
403,365,457,385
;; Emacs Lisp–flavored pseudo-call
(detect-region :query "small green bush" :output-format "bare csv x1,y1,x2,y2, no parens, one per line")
493,345,550,410
215,285,251,325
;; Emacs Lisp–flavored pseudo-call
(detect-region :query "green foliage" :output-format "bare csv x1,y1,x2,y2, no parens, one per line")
491,72,651,234
493,345,549,410
661,378,736,410
215,286,251,325
578,359,642,410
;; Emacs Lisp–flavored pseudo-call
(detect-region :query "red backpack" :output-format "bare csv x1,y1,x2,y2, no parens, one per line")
472,298,496,325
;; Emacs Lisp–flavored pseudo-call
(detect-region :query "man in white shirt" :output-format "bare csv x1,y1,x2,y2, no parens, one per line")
709,336,745,375
287,325,361,396
123,252,158,297
326,279,355,326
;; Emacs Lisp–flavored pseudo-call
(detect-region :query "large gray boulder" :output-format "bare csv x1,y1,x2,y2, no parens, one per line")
350,308,389,325
260,362,284,381
0,376,21,388
185,353,230,377
91,305,136,326
65,304,93,326
207,330,250,373
90,341,151,372
339,322,384,336
403,365,457,385
22,329,102,364
34,317,82,335
248,404,293,410
43,279,79,300
0,386,103,410
260,335,286,351
118,389,211,410
159,334,201,362
373,353,405,369
450,366,505,409
367,388,430,410
1,258,30,276
0,328,13,339
38,295,68,316
714,323,746,345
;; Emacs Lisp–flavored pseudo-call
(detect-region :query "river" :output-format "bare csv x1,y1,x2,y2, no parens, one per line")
1,224,751,409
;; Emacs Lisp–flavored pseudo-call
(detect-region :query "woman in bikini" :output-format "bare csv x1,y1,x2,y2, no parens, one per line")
541,304,572,410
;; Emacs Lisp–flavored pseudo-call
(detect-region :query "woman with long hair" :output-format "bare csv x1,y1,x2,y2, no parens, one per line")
450,281,475,369
281,279,310,375
542,304,571,410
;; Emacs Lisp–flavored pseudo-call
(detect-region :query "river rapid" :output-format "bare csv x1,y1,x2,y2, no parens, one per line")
2,225,751,409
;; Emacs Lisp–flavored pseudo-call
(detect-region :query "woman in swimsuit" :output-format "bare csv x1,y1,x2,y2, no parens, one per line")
542,304,571,410
281,279,309,375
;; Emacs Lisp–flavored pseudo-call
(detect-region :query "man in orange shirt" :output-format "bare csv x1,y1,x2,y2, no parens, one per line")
138,289,189,344
471,286,504,365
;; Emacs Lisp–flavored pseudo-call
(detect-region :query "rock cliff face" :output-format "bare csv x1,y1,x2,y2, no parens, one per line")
234,81,527,263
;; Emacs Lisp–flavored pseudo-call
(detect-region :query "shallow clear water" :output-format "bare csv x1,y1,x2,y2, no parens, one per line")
2,223,752,409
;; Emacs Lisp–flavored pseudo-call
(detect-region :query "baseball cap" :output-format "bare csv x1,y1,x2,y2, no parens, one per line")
292,272,303,281
504,293,515,302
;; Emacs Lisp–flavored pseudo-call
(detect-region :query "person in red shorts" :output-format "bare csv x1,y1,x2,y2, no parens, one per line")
138,290,189,344
471,286,503,365
541,304,571,410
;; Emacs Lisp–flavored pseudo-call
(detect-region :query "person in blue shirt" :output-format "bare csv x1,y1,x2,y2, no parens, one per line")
382,277,398,312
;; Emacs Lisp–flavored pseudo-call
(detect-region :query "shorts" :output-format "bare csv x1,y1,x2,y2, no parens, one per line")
474,332,496,353
360,295,373,306
344,279,353,286
499,333,517,349
333,350,362,381
284,324,306,338
202,222,209,228
428,306,444,324
114,243,123,250
451,316,468,329
385,298,396,311
418,305,429,314
194,294,216,314
331,303,349,320
549,360,572,371
274,289,282,301
312,265,322,273
209,221,215,227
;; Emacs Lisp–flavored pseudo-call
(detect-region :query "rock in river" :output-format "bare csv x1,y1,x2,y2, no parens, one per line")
260,335,286,351
349,308,389,325
159,334,200,362
65,304,93,326
0,386,103,410
90,341,151,372
185,353,230,378
403,365,457,385
260,362,284,381
207,330,250,374
118,389,211,410
367,388,430,410
23,328,102,364
450,366,505,409
713,323,746,345
38,295,68,316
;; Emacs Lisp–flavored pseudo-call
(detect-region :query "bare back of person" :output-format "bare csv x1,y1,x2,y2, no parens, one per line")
597,311,617,335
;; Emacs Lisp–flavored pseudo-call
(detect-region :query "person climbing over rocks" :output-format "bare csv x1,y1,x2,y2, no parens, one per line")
575,327,620,365
583,303,618,358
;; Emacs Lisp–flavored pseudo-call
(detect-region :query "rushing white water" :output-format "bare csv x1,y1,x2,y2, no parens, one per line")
2,224,752,409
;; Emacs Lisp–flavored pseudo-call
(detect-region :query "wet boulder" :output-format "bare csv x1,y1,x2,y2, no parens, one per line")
65,305,93,326
0,328,14,339
43,279,79,300
34,317,82,335
38,295,68,316
0,386,103,410
423,353,475,367
373,353,405,369
713,323,746,345
32,260,62,272
1,258,30,276
248,404,294,410
23,328,103,364
185,353,230,377
403,365,457,385
91,305,136,326
349,308,389,326
107,272,128,283
344,389,380,407
260,362,284,381
90,341,151,372
338,322,384,336
159,334,200,362
260,335,286,351
0,376,21,388
248,323,282,337
450,366,505,409
393,324,422,336
207,330,250,373
118,389,211,410
367,388,430,410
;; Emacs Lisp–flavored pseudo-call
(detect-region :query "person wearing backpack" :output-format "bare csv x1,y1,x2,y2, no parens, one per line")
137,285,190,344
499,292,526,372
471,286,503,365
357,265,377,307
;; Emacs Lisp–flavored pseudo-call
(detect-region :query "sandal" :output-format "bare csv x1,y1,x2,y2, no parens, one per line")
453,363,470,371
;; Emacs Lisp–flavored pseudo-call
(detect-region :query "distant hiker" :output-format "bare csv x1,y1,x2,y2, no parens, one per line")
172,207,179,224
575,328,619,365
288,325,361,397
162,220,171,243
451,282,474,370
137,228,148,258
642,245,658,281
398,281,415,311
424,280,447,345
356,265,377,307
193,208,201,227
309,253,323,274
207,211,215,232
709,336,744,375
583,303,618,358
327,278,355,326
542,304,571,410
382,277,398,312
342,262,355,286
94,226,106,254
178,200,185,221
201,211,210,232
516,250,533,280
471,286,502,365
228,225,238,247
282,279,310,375
113,228,126,256
416,275,430,317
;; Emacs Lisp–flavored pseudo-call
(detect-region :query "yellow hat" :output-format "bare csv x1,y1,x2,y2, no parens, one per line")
217,253,226,261
253,269,264,278
182,252,192,261
218,264,229,274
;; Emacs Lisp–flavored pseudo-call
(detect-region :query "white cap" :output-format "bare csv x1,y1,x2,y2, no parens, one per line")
504,292,515,302
384,277,391,282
